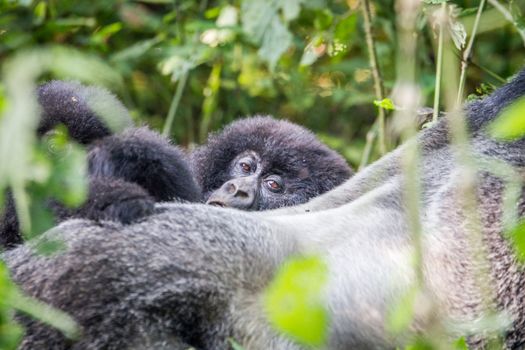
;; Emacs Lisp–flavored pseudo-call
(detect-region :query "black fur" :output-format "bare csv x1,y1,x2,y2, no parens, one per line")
4,68,525,348
36,81,131,144
1,81,201,249
192,116,353,210
88,127,201,202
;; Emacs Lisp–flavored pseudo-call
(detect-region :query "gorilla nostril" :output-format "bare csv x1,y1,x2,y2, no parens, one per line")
235,190,249,199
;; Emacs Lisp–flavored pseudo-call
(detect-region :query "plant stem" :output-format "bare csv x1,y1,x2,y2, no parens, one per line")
432,2,446,123
360,0,387,155
358,124,377,170
488,0,525,46
457,0,486,105
162,70,189,138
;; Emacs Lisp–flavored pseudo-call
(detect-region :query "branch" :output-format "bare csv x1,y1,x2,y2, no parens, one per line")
360,0,387,155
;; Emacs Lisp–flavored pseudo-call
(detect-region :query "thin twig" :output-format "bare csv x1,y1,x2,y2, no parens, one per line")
162,70,189,137
457,0,486,104
358,123,377,170
432,3,446,123
162,0,209,138
360,0,387,155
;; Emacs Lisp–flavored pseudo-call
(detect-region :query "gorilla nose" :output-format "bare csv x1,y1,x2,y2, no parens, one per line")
206,177,258,210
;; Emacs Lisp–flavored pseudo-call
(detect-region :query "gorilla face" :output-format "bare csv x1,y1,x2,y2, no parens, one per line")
192,116,353,211
206,151,286,210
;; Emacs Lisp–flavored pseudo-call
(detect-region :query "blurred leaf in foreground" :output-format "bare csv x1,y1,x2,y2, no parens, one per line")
489,96,525,141
374,98,396,111
506,219,525,264
264,255,328,347
0,260,79,348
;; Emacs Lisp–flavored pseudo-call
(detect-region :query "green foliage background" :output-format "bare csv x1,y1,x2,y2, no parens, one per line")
2,0,524,167
1,0,525,348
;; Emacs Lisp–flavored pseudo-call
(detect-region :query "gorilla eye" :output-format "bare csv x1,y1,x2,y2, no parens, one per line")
240,162,251,173
265,177,283,193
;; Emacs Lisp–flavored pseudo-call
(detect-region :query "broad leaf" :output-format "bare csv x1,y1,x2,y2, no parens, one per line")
264,256,329,347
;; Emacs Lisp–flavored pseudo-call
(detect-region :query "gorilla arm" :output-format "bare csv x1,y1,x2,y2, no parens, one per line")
6,125,525,350
4,146,496,349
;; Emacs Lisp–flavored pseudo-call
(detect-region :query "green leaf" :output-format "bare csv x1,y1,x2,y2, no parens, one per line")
447,5,466,50
374,98,396,111
488,96,525,141
241,0,277,44
111,38,162,62
313,9,333,30
33,236,67,257
91,22,123,46
241,0,295,70
257,17,292,71
228,338,246,350
6,284,79,339
264,255,329,347
506,219,525,263
282,0,303,22
334,13,358,44
404,338,435,350
387,285,418,333
454,337,469,350
50,144,87,208
28,199,55,240
33,1,47,25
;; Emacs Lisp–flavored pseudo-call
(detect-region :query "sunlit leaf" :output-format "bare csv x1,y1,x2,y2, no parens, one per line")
488,96,525,141
454,337,469,350
33,1,47,25
374,98,396,111
264,256,329,347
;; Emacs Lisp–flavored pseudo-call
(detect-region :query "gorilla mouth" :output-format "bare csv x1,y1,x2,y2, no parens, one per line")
207,200,227,208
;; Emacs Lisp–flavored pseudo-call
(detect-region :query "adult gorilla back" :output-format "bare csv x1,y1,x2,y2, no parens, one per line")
192,116,352,210
7,70,525,349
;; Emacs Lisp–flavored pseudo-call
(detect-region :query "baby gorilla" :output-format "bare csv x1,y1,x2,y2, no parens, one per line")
1,81,201,249
193,117,352,210
0,82,352,249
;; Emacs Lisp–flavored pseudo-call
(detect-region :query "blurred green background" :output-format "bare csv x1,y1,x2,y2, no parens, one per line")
1,1,525,348
2,0,524,168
